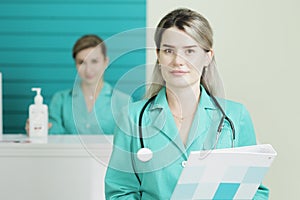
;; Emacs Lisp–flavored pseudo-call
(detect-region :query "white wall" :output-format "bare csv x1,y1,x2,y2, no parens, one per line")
147,0,300,199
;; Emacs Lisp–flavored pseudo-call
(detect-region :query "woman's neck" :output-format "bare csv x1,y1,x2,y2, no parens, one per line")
166,84,200,147
81,80,103,97
166,84,200,118
81,79,104,110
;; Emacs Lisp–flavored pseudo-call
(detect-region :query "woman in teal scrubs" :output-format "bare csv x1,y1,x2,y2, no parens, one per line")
49,35,131,134
105,8,269,199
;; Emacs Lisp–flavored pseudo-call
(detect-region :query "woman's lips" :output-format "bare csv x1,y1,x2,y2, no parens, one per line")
170,69,189,76
85,74,95,79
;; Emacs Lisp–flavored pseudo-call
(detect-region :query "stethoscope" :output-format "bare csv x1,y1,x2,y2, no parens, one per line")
136,92,236,162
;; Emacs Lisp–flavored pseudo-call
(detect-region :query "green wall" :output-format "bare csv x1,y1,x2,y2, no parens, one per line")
0,0,146,133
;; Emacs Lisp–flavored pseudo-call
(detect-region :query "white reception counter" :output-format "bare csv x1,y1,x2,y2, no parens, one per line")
0,134,113,200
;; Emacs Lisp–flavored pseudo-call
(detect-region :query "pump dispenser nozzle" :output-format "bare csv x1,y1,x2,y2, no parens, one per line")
32,88,43,104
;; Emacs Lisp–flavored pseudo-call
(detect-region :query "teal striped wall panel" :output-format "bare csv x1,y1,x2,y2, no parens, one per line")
0,0,146,133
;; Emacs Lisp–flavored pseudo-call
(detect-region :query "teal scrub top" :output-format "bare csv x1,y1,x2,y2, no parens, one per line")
105,86,269,199
49,82,131,135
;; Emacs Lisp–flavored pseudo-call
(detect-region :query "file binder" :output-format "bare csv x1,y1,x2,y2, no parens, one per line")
171,144,277,200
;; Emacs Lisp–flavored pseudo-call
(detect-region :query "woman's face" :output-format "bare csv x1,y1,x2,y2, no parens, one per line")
75,46,108,86
157,27,212,89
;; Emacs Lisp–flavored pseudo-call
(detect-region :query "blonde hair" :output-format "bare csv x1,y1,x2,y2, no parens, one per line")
146,8,224,98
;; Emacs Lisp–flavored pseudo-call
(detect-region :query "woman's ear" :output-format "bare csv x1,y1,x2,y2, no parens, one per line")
208,49,214,59
104,56,109,69
205,49,214,66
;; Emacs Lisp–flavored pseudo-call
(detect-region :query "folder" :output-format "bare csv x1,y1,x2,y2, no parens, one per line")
171,144,277,200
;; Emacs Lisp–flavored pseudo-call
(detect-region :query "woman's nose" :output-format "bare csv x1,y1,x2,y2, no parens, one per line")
83,63,93,73
172,52,186,66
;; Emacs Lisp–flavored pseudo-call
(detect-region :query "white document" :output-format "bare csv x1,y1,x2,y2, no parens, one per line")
171,144,277,200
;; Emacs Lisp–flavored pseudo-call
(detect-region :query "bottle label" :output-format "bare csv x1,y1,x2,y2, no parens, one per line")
29,107,48,137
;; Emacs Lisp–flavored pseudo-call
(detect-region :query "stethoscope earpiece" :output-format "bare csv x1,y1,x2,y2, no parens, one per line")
137,148,153,162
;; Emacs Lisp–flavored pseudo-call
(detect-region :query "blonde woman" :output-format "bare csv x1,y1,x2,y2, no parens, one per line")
105,8,268,199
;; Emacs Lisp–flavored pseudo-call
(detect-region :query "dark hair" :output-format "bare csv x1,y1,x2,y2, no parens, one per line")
72,34,107,59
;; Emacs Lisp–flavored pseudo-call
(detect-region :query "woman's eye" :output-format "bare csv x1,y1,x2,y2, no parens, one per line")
185,49,195,55
163,49,173,54
76,60,84,65
91,59,98,64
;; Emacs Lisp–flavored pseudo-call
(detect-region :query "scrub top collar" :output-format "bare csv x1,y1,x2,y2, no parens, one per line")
71,81,113,115
146,85,219,154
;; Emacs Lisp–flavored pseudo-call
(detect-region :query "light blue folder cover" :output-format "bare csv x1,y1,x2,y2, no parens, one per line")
171,144,277,200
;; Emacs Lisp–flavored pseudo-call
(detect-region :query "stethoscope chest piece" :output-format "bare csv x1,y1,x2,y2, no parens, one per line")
137,148,153,162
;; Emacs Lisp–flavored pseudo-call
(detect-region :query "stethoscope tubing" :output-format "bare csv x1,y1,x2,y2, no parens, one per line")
138,95,157,149
138,93,236,150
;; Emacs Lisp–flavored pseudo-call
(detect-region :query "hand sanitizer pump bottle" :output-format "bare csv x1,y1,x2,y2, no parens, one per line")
29,88,48,137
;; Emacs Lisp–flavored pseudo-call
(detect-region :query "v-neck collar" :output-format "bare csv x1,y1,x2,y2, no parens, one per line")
148,86,218,157
72,81,112,114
